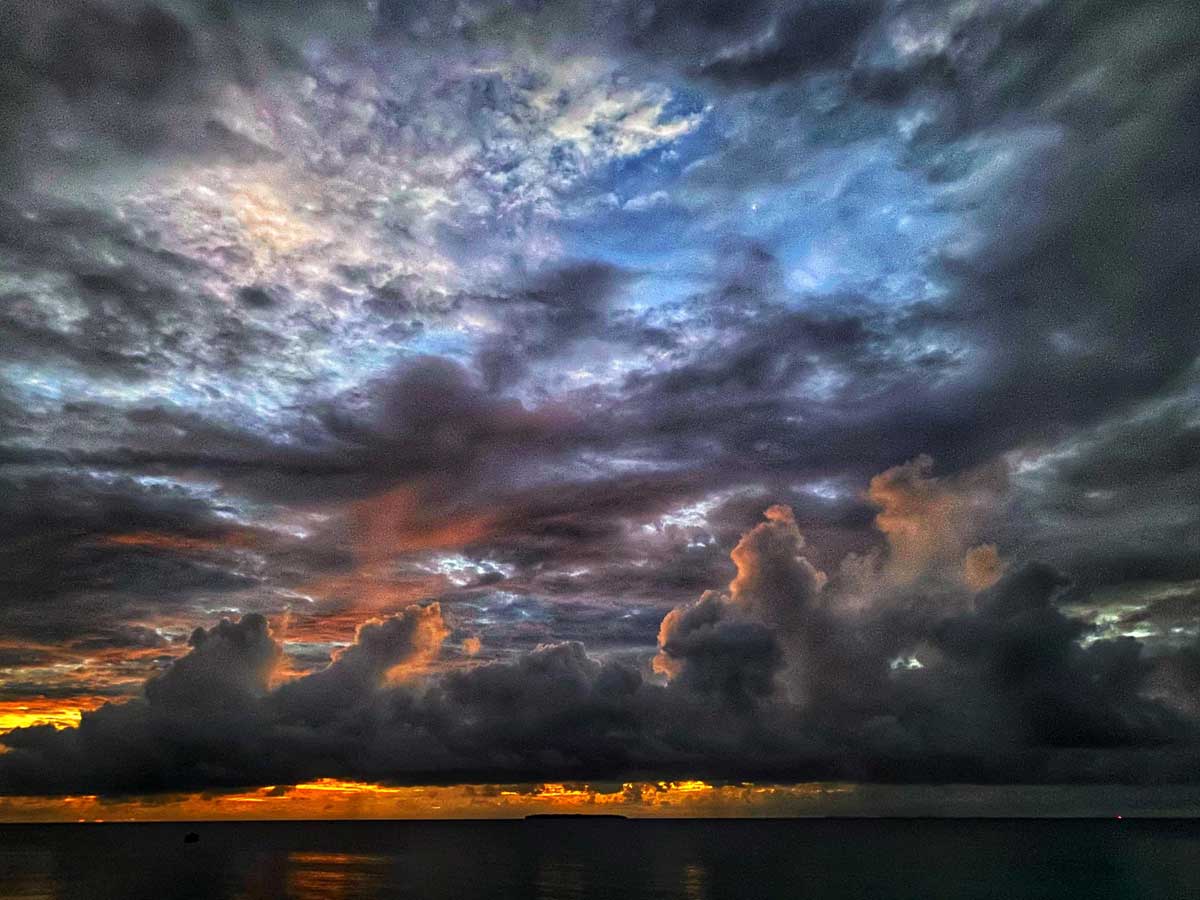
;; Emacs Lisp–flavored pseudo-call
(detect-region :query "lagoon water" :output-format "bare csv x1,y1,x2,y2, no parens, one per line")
2,818,1199,899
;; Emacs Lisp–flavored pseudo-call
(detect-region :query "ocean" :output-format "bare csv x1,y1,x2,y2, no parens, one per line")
2,818,1198,899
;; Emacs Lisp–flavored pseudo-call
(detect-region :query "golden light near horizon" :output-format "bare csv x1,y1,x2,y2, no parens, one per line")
0,780,854,823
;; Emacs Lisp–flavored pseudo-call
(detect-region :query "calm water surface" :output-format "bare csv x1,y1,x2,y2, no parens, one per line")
2,819,1198,899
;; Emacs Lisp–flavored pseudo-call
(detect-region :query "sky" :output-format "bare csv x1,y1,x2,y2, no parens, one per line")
0,0,1198,819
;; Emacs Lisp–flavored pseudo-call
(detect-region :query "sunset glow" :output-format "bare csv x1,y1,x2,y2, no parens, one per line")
0,780,852,823
0,696,114,734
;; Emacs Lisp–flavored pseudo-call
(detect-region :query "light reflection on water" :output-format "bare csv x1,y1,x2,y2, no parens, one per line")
682,862,709,900
0,847,57,900
284,852,388,900
535,858,586,900
1,819,1199,899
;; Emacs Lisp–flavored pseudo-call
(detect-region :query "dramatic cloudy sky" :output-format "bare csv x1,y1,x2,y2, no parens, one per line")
1,0,1198,814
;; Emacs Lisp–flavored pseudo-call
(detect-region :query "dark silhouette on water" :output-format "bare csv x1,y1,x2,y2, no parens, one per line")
184,831,200,843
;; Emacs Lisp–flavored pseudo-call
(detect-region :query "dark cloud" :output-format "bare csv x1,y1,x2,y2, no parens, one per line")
477,261,631,390
70,625,172,652
146,614,279,712
0,469,260,635
273,604,449,724
933,565,1173,751
0,0,372,186
1,353,590,508
4,510,1200,795
1007,395,1200,597
655,590,784,705
611,0,1200,485
618,0,882,86
696,1,883,86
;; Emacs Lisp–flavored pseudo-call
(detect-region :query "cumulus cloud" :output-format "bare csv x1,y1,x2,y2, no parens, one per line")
0,0,372,186
868,455,1007,585
728,505,827,624
655,504,830,705
654,590,783,702
963,543,1004,592
5,505,1200,795
272,603,449,726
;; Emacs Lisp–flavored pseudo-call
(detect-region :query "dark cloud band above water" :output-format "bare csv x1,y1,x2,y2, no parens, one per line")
3,507,1199,795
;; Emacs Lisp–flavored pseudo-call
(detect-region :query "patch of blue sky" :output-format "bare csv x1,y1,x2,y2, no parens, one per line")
555,183,716,317
658,84,711,123
401,322,479,361
557,97,956,316
562,211,708,312
3,337,348,436
268,315,480,405
714,139,955,306
261,308,508,409
470,590,550,627
0,363,76,411
606,95,721,195
551,99,721,301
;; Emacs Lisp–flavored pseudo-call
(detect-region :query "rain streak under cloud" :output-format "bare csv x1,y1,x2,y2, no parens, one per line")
0,0,1199,814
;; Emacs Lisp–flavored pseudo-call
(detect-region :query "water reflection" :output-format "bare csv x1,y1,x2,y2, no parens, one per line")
535,858,586,900
682,862,709,900
0,847,57,900
0,819,1197,900
284,852,387,900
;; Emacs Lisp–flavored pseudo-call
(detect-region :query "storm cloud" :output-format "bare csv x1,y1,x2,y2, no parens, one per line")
0,0,1198,799
3,506,1200,794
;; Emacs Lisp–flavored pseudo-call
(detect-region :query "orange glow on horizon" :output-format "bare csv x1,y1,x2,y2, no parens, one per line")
0,779,852,822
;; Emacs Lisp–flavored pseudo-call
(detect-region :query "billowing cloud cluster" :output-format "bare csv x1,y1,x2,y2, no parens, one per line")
0,0,1198,796
4,506,1199,794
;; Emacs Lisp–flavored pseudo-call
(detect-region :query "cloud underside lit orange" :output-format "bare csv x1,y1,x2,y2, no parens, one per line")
5,780,1199,822
0,780,850,822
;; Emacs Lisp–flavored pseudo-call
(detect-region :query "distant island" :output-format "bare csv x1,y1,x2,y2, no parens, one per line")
524,814,628,820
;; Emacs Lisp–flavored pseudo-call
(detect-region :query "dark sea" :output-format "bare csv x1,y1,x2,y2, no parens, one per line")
2,818,1199,899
